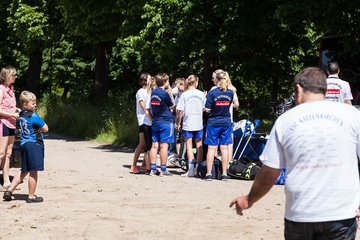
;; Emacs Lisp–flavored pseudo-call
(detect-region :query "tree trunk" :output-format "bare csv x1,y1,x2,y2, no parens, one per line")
92,42,111,99
27,48,43,97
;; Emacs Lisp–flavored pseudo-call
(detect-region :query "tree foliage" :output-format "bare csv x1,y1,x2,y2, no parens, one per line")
1,0,360,121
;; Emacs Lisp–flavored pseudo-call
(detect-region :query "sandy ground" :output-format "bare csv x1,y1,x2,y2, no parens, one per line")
0,133,358,240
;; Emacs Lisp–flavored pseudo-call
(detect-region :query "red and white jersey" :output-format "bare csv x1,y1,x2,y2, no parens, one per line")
325,75,353,103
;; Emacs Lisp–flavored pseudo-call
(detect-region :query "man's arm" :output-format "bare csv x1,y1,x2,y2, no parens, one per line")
230,165,282,215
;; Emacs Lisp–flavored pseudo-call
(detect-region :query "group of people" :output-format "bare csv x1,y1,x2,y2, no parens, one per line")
131,70,238,180
0,66,48,203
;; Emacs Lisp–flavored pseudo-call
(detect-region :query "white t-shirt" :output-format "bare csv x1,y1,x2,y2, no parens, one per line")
176,89,206,131
136,88,148,126
325,75,353,103
144,95,152,126
260,100,360,222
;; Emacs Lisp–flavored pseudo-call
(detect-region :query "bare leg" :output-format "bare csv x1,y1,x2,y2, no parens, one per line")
132,132,146,167
0,136,12,187
185,138,194,161
195,139,203,163
149,142,159,165
220,145,229,174
3,136,14,186
7,171,28,193
206,145,217,175
28,171,38,198
159,142,169,166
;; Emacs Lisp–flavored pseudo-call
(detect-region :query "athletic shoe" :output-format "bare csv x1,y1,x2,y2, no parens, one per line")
205,174,213,181
149,170,160,176
160,171,173,177
221,175,230,181
130,165,140,174
26,196,43,203
3,191,12,201
140,166,148,172
181,170,194,177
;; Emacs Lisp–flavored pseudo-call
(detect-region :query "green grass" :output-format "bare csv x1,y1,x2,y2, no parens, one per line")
39,94,139,146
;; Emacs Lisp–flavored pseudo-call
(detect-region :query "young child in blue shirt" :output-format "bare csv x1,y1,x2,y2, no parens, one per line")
146,73,175,176
3,90,48,203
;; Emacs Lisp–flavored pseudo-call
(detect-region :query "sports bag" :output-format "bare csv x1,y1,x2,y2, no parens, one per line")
228,158,261,180
197,158,222,180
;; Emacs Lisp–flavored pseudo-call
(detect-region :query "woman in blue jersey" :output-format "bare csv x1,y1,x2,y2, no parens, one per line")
146,73,175,176
204,71,233,181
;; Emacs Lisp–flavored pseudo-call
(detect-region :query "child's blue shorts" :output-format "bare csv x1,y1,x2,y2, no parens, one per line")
20,142,44,172
151,123,174,143
182,129,203,140
204,125,233,146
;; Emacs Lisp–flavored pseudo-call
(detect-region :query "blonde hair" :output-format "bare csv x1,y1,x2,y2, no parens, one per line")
19,90,37,108
216,71,231,91
146,77,157,93
0,66,16,84
185,75,198,90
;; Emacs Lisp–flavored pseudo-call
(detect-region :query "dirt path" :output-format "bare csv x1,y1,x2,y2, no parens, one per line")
0,133,358,240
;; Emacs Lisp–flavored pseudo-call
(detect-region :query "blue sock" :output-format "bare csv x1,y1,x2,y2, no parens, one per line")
161,164,167,172
151,163,157,172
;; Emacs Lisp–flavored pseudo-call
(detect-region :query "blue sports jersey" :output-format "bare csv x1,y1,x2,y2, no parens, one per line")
205,88,233,127
17,110,46,145
150,87,174,126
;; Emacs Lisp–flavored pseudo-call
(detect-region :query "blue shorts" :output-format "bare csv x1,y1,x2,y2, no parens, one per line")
204,125,233,146
20,142,44,172
152,123,174,143
182,129,203,140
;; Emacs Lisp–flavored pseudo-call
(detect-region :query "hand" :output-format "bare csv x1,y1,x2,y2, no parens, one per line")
229,195,251,216
15,107,21,113
11,113,19,120
203,90,208,96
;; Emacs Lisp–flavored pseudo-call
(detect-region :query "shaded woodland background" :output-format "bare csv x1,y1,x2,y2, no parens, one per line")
1,0,360,144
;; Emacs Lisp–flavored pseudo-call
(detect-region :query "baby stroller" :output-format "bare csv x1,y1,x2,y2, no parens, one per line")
228,119,267,180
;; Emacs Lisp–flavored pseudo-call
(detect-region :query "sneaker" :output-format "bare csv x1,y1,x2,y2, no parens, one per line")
221,175,230,181
130,166,140,174
160,171,173,177
149,170,160,176
181,170,194,177
3,191,12,201
145,170,151,175
140,166,148,172
26,196,43,203
205,174,213,181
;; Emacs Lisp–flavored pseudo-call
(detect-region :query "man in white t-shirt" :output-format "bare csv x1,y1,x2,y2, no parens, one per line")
230,67,360,239
325,61,353,105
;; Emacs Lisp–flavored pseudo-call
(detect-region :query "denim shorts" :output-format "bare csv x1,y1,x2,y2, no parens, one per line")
284,217,357,240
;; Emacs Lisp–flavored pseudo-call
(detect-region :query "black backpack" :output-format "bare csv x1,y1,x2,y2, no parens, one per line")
228,157,261,180
197,158,222,180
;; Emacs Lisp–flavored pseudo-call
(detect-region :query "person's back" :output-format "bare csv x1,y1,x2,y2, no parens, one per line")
325,61,353,104
177,88,205,131
150,87,173,126
267,100,360,221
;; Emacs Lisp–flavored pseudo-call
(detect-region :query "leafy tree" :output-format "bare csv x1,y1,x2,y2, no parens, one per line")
57,0,128,99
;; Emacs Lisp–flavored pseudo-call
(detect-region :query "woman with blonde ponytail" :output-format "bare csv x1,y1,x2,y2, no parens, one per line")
204,71,234,181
